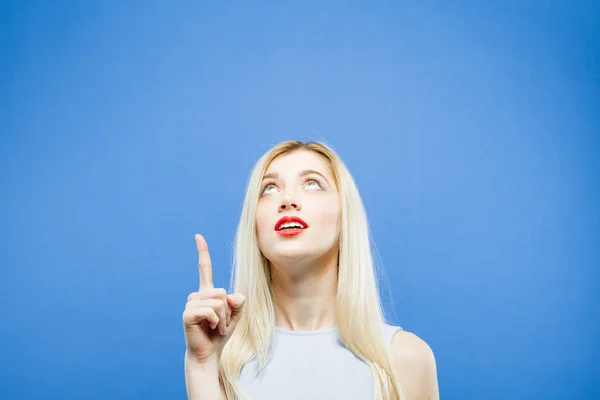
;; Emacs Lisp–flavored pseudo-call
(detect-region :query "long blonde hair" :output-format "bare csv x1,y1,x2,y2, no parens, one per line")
219,140,403,399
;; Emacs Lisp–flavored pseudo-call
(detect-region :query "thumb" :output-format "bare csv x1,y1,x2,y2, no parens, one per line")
227,293,246,316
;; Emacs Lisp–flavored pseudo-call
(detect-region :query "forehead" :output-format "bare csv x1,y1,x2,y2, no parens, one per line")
264,150,332,177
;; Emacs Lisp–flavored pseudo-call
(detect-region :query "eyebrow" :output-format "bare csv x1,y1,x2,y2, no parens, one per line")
262,169,330,185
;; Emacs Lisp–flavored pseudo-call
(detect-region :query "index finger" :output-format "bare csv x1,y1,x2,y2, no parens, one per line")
195,233,214,290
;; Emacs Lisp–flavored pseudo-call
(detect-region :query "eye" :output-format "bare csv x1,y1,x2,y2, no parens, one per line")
260,181,278,195
305,178,322,189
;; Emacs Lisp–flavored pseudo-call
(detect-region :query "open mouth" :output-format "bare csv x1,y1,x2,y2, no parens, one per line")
274,216,308,236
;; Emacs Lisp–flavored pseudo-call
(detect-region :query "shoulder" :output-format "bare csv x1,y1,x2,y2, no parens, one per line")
388,330,434,363
388,330,439,399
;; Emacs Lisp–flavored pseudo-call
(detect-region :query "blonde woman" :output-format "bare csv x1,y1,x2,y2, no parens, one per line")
183,140,439,399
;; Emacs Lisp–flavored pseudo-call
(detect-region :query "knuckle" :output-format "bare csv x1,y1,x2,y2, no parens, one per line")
201,256,212,268
182,309,193,323
185,300,198,309
193,289,212,300
187,292,199,302
213,299,225,312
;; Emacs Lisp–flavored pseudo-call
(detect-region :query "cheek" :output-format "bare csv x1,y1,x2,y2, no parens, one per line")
315,201,341,236
255,207,271,240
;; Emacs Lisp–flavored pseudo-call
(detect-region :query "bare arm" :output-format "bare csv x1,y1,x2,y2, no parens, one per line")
185,354,225,400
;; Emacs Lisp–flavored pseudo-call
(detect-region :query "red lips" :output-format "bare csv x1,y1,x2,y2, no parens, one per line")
274,216,309,231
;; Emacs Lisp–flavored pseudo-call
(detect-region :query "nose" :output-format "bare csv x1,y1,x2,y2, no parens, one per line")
278,192,301,212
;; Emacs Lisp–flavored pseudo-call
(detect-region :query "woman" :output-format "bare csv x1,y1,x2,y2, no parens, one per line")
183,140,439,399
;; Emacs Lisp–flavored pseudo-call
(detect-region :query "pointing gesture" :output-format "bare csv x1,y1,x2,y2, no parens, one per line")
183,233,246,366
196,234,214,290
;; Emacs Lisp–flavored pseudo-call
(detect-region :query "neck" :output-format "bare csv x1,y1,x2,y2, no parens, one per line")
270,250,338,331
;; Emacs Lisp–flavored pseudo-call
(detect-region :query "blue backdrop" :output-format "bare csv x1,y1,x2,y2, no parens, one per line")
1,1,598,399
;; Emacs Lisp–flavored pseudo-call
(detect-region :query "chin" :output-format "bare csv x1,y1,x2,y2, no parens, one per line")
269,244,312,262
265,241,335,267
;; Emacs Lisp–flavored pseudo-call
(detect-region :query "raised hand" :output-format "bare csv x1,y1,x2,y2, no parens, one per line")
182,234,246,365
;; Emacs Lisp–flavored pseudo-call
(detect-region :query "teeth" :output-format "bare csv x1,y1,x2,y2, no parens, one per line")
279,222,304,230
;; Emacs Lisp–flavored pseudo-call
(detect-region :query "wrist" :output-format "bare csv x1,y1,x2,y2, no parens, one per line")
185,351,219,371
184,352,223,400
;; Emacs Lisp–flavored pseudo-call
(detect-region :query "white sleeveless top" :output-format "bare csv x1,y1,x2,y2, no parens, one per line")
238,323,403,400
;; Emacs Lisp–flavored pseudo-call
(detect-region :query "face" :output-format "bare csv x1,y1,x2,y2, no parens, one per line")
255,150,341,269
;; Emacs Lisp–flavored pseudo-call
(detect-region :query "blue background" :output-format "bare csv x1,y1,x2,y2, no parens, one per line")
1,1,599,399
